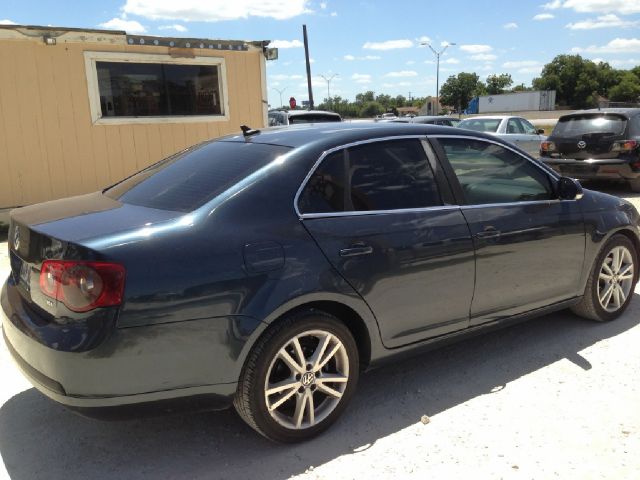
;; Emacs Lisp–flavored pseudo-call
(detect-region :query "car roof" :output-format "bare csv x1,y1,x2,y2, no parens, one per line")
460,115,514,120
286,110,341,118
562,108,640,119
218,121,495,149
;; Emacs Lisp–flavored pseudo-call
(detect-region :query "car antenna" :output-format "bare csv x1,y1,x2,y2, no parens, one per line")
240,125,260,137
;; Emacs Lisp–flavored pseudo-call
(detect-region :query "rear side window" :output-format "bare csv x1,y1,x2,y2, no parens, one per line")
298,139,441,213
553,114,627,137
288,114,341,124
106,142,290,212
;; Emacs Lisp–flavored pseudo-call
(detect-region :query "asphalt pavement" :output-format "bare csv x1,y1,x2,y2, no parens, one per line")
0,184,638,479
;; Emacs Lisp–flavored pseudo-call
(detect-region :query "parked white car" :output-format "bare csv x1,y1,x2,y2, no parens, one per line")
458,115,546,157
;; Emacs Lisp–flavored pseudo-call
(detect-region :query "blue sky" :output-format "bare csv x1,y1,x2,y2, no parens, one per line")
2,0,640,106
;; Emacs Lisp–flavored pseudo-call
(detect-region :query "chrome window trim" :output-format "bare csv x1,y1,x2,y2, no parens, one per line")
301,205,461,220
294,135,443,219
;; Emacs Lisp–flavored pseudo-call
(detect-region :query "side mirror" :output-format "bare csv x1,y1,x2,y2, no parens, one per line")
537,129,545,135
557,176,584,200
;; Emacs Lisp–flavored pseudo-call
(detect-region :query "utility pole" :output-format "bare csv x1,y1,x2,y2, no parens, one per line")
272,87,286,108
303,25,314,109
421,41,456,115
319,73,338,110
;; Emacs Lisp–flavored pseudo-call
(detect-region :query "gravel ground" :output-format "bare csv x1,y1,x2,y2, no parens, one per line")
0,183,639,480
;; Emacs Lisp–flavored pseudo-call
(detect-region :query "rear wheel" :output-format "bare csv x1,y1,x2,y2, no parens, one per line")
571,234,637,321
234,311,359,442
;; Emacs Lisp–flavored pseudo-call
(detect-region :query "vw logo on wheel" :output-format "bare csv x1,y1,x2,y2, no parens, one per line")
13,226,20,251
301,372,315,387
577,140,587,149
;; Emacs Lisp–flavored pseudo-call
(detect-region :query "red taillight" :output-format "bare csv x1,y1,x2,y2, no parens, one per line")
39,261,125,312
540,141,556,152
611,140,638,153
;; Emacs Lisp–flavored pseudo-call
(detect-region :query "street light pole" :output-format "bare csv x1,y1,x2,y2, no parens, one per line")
421,41,456,115
272,87,286,108
319,73,338,110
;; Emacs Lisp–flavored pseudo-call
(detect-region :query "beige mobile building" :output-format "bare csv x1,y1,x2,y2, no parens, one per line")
0,24,275,224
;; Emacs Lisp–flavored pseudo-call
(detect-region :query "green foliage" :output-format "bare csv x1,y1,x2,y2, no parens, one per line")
486,73,513,95
360,101,385,117
608,73,640,102
439,72,486,110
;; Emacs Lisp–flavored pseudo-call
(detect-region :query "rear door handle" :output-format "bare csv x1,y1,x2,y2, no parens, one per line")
340,243,373,257
476,226,501,239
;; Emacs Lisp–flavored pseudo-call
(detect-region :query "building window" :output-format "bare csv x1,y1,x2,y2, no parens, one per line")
84,52,228,124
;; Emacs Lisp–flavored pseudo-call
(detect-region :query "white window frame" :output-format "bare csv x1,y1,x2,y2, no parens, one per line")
84,51,230,125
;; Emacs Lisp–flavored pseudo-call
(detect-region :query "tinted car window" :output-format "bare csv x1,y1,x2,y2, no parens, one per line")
299,139,441,213
552,114,627,137
438,138,553,205
458,118,501,133
288,114,341,124
106,142,291,212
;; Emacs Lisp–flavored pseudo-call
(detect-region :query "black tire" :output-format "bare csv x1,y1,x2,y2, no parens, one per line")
571,234,637,322
233,310,359,443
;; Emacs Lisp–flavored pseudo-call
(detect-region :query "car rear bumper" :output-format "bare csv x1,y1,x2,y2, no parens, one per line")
1,281,261,413
541,158,638,180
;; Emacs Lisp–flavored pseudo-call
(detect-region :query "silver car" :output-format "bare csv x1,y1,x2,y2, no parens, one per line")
458,115,546,157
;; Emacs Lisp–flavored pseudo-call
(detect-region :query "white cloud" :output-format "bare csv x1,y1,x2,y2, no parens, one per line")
417,36,431,44
330,11,337,16
123,0,310,21
503,22,518,29
517,66,544,74
99,18,146,33
533,13,555,20
502,60,542,68
320,2,327,8
471,53,497,61
572,37,640,53
158,24,187,32
566,14,639,30
442,58,460,64
363,39,414,50
397,81,412,87
270,39,304,48
603,58,640,67
542,0,562,9
406,60,416,65
385,70,418,78
562,0,640,14
0,19,17,25
344,54,380,61
352,73,372,84
459,44,492,53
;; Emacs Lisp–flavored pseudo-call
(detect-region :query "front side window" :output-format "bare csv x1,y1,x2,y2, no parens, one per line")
298,139,441,214
520,118,538,135
458,118,501,133
437,138,553,205
506,118,525,134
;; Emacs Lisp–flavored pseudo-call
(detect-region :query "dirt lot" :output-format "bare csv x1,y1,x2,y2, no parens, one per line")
0,183,639,480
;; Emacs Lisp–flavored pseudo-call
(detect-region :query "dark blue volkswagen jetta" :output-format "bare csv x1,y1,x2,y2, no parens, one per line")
2,123,639,442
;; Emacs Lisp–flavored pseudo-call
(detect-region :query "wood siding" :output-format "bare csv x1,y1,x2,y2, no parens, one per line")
0,35,266,208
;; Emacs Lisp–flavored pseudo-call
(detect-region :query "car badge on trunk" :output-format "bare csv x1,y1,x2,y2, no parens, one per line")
577,141,586,149
13,226,20,251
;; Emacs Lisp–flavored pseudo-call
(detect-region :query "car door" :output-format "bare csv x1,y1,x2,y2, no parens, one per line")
502,117,533,154
431,136,585,325
518,117,545,157
297,137,476,347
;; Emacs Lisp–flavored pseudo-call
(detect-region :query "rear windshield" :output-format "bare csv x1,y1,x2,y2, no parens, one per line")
105,141,291,212
553,114,627,137
288,114,341,124
458,118,501,133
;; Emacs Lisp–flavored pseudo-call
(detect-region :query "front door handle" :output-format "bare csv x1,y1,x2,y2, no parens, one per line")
476,226,501,239
340,243,373,257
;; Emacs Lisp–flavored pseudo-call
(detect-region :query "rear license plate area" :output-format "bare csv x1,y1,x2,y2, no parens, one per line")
561,164,598,176
9,251,31,293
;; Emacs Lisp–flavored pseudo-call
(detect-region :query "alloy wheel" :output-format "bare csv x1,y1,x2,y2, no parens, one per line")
598,245,634,312
264,329,349,430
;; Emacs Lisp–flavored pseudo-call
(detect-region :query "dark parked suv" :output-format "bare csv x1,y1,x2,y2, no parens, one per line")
3,123,640,443
540,108,640,191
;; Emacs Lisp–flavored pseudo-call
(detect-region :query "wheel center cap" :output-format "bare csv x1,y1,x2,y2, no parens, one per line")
301,372,315,387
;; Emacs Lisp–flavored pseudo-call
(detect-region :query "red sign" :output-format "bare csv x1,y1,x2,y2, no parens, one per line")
289,97,297,109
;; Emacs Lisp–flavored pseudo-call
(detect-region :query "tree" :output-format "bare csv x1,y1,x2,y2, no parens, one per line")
608,72,640,102
439,72,485,111
360,101,384,117
355,91,375,104
486,73,513,95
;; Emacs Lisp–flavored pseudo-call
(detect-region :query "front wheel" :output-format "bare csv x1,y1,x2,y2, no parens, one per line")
571,234,637,321
234,311,359,442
